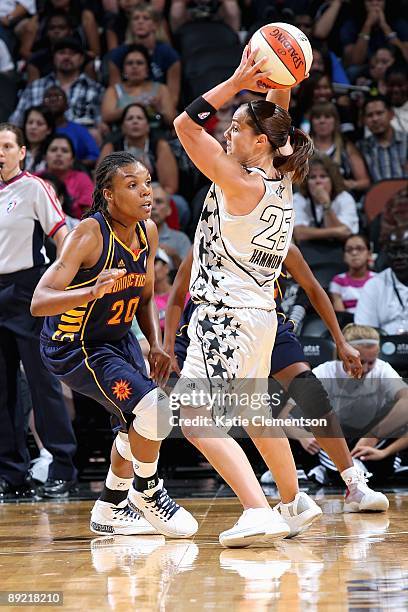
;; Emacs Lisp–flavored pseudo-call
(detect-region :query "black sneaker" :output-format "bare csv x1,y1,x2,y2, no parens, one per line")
40,479,79,498
0,476,39,501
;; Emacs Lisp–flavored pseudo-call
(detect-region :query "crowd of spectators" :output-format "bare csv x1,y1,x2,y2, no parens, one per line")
0,0,407,495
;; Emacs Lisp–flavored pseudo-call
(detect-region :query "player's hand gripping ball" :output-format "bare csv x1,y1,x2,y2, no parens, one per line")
248,22,313,90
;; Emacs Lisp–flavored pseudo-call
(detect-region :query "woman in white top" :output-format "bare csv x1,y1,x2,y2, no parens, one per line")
174,48,320,547
294,153,359,244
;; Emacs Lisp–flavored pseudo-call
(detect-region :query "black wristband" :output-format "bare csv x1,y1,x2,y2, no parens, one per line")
185,96,217,126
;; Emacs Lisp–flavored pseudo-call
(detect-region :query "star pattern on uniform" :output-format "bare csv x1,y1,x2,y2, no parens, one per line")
210,359,228,377
230,329,238,339
224,346,235,360
200,207,212,224
200,314,215,334
207,336,221,351
198,237,208,261
213,299,225,311
208,189,216,200
221,315,234,328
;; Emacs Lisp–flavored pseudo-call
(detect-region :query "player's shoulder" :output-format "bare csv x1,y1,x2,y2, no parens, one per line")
69,217,102,247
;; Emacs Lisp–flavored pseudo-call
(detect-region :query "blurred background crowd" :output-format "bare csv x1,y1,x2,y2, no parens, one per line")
0,0,407,498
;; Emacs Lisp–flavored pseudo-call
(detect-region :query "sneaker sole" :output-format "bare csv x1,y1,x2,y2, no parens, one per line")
284,506,323,539
90,521,158,536
219,524,290,548
344,496,389,513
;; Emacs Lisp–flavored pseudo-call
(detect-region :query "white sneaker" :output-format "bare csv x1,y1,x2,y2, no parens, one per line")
127,479,198,538
343,470,389,512
275,492,322,538
219,508,290,548
90,500,158,535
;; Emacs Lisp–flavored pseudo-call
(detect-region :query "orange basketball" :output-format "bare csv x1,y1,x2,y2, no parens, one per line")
248,22,313,90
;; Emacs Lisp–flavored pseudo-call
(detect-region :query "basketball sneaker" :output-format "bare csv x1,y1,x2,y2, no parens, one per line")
219,508,290,548
275,492,322,538
343,470,389,512
127,479,198,538
90,500,158,536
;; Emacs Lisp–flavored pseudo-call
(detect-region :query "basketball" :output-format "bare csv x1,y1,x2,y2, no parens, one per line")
248,22,313,90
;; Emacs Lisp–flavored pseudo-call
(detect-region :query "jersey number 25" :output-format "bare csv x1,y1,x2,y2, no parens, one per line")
251,206,293,252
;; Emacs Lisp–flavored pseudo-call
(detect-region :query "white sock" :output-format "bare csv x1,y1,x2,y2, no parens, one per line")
132,457,158,479
341,466,358,484
105,467,133,491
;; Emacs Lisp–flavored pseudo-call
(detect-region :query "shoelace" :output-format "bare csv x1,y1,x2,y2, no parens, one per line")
143,487,179,519
112,505,141,520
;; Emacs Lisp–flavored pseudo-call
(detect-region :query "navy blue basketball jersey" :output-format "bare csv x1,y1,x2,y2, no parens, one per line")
42,212,149,344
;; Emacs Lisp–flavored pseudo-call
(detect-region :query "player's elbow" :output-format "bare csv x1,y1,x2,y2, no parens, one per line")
30,290,47,317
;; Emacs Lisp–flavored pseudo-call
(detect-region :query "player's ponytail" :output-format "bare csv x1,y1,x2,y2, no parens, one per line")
245,101,314,184
83,151,143,219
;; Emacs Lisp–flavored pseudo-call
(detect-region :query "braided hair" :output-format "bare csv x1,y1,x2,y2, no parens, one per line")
83,151,144,219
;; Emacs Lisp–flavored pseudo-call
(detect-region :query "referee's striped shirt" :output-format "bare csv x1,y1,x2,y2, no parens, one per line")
0,171,66,274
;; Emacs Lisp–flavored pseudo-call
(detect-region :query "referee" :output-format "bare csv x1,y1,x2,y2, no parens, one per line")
0,123,77,499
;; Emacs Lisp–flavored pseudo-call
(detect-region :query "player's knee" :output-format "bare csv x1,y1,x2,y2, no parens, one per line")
288,370,332,419
131,389,173,441
115,431,133,461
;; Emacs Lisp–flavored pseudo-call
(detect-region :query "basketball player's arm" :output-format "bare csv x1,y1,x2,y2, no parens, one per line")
31,220,125,316
284,245,363,378
163,248,193,373
266,89,291,111
174,48,271,202
136,220,171,385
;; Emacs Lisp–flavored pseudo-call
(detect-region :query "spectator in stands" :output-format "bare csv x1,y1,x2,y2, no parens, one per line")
101,44,176,129
310,102,370,194
330,234,376,313
9,37,104,131
341,0,408,72
293,154,359,258
108,4,181,106
23,105,55,174
358,96,408,181
0,39,14,73
385,64,408,133
99,103,179,195
0,0,37,60
169,0,241,33
41,171,78,231
105,0,143,50
42,134,94,219
311,43,350,86
289,323,408,485
379,185,408,245
355,226,408,334
26,11,97,83
368,45,402,95
151,182,191,269
38,0,101,58
313,0,352,59
295,71,356,134
43,85,99,167
154,247,173,334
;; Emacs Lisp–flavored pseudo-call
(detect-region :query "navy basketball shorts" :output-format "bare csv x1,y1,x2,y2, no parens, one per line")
174,313,306,376
40,331,156,430
270,314,307,375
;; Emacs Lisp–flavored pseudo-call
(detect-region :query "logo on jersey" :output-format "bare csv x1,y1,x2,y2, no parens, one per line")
117,259,126,268
275,185,285,199
6,200,17,213
112,379,132,401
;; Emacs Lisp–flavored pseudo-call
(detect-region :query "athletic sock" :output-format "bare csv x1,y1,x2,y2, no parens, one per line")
99,467,133,505
133,457,159,492
341,466,359,486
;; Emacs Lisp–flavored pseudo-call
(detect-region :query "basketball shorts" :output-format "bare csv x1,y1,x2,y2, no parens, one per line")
174,312,306,376
175,304,277,414
40,331,156,431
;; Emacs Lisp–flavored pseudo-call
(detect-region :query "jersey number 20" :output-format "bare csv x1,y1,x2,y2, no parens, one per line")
108,297,140,326
251,206,293,252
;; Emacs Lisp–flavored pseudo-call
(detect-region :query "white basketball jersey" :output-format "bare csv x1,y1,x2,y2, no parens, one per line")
190,168,294,310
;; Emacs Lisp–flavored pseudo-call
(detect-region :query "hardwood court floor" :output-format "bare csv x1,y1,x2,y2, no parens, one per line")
0,493,407,611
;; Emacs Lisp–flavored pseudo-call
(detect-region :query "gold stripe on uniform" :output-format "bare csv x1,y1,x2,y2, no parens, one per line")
67,233,114,289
